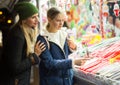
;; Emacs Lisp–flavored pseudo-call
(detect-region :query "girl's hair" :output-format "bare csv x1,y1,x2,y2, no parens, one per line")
46,7,61,28
47,7,61,20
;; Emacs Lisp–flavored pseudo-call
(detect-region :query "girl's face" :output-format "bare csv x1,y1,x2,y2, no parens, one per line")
49,13,64,30
24,13,39,29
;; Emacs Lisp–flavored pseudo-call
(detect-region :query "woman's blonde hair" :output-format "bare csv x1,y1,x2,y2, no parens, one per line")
20,21,38,56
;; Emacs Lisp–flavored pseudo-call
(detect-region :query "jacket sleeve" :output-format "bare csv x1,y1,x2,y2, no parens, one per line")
37,35,72,70
4,28,37,75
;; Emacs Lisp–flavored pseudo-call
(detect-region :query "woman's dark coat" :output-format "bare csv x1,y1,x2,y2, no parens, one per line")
0,25,39,85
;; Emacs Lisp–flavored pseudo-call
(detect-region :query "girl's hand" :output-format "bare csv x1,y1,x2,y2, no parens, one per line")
67,39,77,50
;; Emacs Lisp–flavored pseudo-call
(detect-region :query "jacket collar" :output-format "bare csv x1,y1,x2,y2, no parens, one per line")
41,27,67,49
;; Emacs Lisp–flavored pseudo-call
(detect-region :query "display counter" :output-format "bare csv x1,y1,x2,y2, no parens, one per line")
73,67,120,85
74,68,96,85
72,37,120,85
73,68,103,85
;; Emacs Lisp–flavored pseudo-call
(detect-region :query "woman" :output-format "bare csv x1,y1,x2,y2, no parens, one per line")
37,7,76,85
0,2,45,85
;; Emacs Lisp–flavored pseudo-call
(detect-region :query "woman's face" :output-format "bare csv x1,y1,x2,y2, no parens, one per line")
24,13,39,29
49,13,64,30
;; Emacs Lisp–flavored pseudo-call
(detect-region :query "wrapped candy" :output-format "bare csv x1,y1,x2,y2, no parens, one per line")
113,3,119,17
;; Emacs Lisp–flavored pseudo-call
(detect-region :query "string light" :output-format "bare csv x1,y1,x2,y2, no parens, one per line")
7,19,12,24
0,11,3,15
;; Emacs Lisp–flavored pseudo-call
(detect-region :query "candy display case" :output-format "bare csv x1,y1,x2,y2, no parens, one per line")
72,37,120,85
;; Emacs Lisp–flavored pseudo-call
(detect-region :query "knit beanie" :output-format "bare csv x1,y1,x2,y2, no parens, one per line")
14,2,38,20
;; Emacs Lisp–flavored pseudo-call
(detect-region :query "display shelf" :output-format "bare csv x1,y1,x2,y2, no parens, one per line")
72,37,120,85
74,68,96,85
74,68,106,85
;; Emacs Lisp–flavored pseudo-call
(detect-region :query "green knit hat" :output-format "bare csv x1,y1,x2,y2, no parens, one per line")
14,2,38,20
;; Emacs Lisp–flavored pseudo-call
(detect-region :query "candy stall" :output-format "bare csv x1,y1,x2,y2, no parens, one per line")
39,0,120,85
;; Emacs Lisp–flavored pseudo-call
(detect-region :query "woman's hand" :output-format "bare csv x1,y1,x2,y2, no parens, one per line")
34,41,46,57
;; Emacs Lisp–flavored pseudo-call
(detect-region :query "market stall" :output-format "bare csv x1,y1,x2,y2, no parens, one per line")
39,0,120,85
